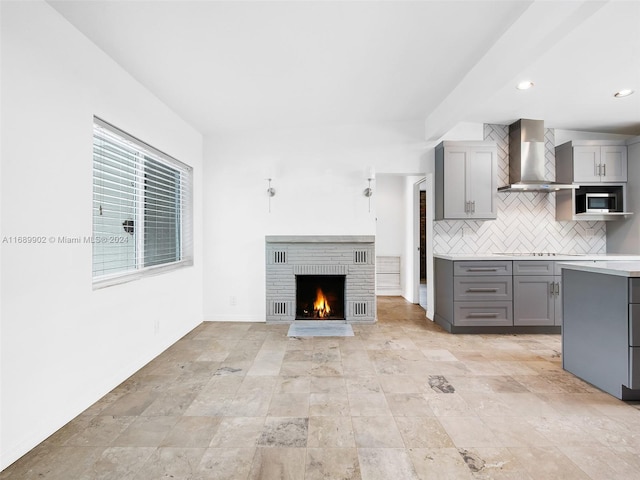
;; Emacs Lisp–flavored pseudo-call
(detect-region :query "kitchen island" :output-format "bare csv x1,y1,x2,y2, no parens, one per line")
561,261,640,400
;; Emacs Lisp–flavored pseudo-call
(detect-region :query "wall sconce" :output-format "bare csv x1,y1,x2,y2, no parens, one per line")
363,167,375,212
267,178,276,213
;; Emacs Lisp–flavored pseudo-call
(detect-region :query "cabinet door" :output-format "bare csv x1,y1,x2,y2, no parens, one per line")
601,145,627,182
513,275,554,326
443,148,469,218
467,147,497,219
573,146,601,182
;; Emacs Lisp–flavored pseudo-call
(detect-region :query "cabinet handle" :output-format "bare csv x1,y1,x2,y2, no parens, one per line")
550,283,555,296
466,288,499,293
467,313,499,318
602,164,606,177
596,164,600,177
464,201,468,213
472,201,476,213
466,268,498,272
555,282,560,296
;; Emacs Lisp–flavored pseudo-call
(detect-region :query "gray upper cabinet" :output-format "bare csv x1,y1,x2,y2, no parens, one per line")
435,141,497,220
556,141,627,183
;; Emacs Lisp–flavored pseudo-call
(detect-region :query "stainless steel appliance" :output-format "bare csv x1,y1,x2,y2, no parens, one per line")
498,119,578,192
584,193,617,213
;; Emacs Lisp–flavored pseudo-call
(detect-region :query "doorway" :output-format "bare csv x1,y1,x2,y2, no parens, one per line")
413,178,428,311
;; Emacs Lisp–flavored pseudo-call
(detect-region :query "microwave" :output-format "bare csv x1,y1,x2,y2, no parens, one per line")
585,193,617,213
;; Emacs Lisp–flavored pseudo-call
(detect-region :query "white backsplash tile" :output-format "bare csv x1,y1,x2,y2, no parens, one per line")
433,124,606,255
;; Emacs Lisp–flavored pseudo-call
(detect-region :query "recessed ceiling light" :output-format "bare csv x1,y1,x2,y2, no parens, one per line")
516,81,534,90
614,89,634,98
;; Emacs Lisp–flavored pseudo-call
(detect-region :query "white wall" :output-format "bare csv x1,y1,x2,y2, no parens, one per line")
203,122,427,321
0,1,203,469
375,175,405,256
555,129,634,146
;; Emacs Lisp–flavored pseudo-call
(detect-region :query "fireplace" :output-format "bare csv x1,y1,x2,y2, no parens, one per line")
265,235,376,323
296,275,345,320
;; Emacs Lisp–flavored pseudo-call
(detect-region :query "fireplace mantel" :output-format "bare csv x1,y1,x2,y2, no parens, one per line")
266,235,374,244
265,235,376,324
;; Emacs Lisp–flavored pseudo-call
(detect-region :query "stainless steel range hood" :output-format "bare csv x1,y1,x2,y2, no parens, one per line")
498,119,578,192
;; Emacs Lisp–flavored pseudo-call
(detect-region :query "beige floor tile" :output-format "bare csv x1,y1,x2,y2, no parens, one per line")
257,417,308,447
457,447,535,479
89,446,155,480
307,416,355,448
132,447,206,480
305,448,361,480
357,448,419,480
267,392,310,417
345,375,382,394
209,417,265,448
559,444,639,479
64,415,136,447
246,349,286,376
385,393,434,416
426,393,474,417
408,447,474,480
438,417,501,448
421,348,459,361
248,447,306,480
160,416,221,447
459,392,559,417
309,393,350,416
195,447,255,480
394,417,454,448
276,375,312,393
351,417,404,448
349,392,392,416
112,416,179,447
310,375,347,393
506,446,591,479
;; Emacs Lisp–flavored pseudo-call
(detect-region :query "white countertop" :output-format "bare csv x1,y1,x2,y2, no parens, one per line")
557,261,640,277
433,253,640,261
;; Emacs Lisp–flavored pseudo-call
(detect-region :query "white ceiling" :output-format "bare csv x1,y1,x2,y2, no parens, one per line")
48,0,640,138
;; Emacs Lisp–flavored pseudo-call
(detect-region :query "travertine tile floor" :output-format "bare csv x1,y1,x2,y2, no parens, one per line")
3,297,640,479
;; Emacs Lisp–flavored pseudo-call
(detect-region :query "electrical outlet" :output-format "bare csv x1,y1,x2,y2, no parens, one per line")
230,296,237,306
462,227,471,238
154,319,160,335
586,228,595,238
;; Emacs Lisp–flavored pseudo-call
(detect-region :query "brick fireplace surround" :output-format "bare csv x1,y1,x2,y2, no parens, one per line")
265,235,376,323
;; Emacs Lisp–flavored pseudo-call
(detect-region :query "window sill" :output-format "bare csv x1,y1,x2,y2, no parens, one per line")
92,259,194,290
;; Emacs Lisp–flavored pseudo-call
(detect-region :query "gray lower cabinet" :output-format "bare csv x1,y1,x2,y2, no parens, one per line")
513,261,562,326
435,258,513,330
435,258,563,332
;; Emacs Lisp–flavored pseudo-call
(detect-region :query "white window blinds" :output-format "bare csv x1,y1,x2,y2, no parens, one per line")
92,118,193,286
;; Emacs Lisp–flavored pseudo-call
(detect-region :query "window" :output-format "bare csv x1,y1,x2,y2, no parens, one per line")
92,117,193,287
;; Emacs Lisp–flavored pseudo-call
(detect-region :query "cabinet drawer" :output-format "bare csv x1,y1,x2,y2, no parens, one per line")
454,302,513,327
630,278,640,303
513,261,554,276
454,261,512,276
630,305,640,346
630,347,640,389
454,277,512,301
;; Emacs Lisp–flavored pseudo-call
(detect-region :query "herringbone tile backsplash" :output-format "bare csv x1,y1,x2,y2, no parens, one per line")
433,124,606,254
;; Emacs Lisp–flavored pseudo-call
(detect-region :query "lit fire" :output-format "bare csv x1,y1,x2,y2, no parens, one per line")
313,288,331,318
